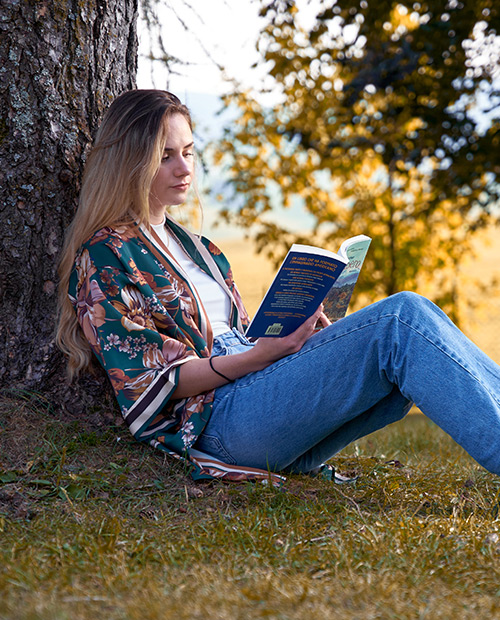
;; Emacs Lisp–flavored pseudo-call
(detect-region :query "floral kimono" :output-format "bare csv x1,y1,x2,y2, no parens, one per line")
69,217,284,484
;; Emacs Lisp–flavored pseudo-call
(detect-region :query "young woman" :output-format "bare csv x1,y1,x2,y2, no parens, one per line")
57,89,500,483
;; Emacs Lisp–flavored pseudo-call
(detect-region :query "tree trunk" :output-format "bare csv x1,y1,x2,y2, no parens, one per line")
0,0,138,414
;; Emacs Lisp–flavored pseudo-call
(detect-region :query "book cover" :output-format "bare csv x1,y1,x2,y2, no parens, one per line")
245,245,348,339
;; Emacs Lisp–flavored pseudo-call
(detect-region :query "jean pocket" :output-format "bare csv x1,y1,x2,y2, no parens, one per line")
232,328,253,346
225,342,254,356
195,433,237,465
213,336,254,357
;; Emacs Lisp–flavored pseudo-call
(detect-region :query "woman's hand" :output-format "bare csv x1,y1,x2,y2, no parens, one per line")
316,308,331,331
252,304,330,363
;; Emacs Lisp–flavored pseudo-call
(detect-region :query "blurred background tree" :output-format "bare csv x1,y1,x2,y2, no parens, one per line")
216,0,500,322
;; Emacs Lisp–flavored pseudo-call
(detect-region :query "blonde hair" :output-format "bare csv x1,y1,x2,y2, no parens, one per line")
56,89,193,378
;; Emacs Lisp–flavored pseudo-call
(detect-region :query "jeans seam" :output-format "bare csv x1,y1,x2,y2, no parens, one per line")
196,433,237,465
395,315,500,408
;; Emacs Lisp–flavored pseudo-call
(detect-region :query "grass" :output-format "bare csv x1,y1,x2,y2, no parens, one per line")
0,391,500,619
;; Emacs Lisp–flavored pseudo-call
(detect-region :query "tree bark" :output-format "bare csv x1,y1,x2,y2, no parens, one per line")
0,0,138,413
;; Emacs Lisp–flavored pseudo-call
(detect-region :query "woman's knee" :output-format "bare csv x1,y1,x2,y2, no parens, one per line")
382,291,436,316
369,291,446,333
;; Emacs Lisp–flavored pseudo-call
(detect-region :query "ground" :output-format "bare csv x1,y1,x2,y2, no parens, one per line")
1,389,499,620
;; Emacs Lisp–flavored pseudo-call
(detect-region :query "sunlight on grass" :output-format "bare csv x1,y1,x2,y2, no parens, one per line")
1,394,499,619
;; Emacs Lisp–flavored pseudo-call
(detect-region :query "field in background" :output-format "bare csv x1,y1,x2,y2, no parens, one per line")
460,226,500,364
217,226,500,364
218,238,276,317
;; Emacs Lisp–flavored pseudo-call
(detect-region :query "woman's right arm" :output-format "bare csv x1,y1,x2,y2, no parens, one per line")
172,305,329,398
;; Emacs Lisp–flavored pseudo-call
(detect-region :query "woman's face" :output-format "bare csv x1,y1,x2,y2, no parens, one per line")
149,113,194,223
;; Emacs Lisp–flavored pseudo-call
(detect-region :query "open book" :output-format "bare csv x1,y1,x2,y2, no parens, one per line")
245,235,371,339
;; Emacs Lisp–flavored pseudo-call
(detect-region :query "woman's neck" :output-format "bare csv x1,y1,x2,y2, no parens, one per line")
149,206,167,226
151,214,166,227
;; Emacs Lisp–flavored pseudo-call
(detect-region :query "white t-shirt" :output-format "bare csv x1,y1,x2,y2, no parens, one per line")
150,219,232,337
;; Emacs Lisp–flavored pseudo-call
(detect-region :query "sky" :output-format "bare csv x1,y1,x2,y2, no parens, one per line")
136,1,265,97
136,0,332,99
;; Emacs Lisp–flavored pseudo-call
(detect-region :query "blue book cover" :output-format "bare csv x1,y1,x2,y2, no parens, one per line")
245,244,348,339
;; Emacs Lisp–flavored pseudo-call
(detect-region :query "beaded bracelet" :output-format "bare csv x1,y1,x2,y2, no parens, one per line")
209,356,234,383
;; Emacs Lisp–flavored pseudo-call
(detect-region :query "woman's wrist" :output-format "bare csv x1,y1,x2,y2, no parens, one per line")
173,347,271,398
209,356,234,383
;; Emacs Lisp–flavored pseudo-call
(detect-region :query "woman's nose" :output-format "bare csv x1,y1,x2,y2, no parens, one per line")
175,157,191,176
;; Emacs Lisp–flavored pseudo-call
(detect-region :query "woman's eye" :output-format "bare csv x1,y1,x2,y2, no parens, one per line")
184,151,194,158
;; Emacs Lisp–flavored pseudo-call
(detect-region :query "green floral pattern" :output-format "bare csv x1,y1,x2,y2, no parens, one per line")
68,221,249,476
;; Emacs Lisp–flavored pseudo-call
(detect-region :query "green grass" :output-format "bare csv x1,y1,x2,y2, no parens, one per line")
1,391,500,619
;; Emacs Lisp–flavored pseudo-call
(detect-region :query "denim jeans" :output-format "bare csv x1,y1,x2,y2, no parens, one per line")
195,292,500,474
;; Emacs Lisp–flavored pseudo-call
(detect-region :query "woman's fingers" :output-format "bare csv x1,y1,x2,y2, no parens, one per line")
318,311,331,328
254,304,329,362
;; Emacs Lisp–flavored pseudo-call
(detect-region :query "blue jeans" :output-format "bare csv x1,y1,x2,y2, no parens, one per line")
195,292,500,474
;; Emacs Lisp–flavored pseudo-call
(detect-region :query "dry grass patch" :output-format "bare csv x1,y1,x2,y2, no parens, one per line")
0,391,499,619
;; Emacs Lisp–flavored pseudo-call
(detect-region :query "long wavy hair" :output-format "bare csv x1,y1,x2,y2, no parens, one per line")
56,89,193,378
